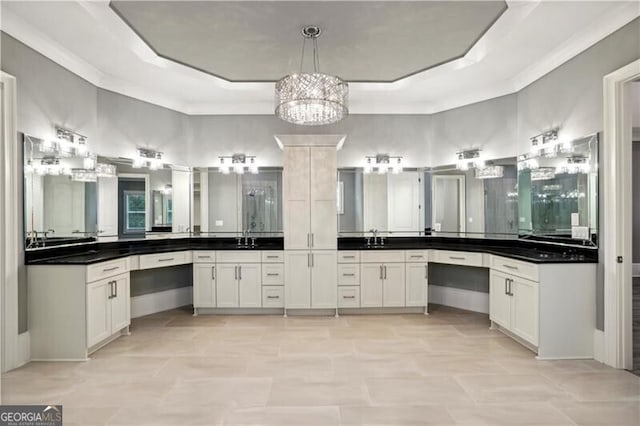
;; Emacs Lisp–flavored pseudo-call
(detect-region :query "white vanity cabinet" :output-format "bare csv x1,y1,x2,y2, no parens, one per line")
214,252,262,308
489,255,596,359
87,272,130,348
360,251,405,308
29,258,131,360
285,250,337,309
405,250,429,308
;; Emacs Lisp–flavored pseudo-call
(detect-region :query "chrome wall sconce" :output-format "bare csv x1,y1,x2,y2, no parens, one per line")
363,154,403,174
528,127,572,157
456,149,484,171
218,154,258,174
133,148,164,170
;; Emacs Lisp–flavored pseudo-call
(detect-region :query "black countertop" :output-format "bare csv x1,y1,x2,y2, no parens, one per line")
25,236,597,265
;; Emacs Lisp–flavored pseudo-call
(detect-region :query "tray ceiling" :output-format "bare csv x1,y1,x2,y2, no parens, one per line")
109,1,508,82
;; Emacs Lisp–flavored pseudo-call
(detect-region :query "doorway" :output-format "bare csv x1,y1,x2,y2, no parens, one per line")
432,175,465,234
631,82,640,375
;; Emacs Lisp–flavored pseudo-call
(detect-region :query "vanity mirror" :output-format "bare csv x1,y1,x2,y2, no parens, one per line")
517,133,598,246
193,167,283,236
430,157,519,238
338,168,427,236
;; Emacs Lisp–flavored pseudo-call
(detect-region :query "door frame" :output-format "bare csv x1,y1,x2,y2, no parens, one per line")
431,174,466,233
602,58,640,369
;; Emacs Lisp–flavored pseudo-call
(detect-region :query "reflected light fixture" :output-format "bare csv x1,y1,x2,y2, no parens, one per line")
474,165,504,179
456,149,484,171
363,155,403,175
275,25,348,126
133,148,164,170
218,154,258,175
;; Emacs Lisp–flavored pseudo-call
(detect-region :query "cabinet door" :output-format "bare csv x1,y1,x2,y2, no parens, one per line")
310,251,337,308
110,274,130,332
87,279,111,348
310,146,337,250
360,263,383,307
216,264,239,308
405,262,428,307
489,270,511,329
238,264,262,308
284,251,311,308
511,276,539,346
97,176,118,236
383,263,406,307
193,263,216,308
284,147,311,249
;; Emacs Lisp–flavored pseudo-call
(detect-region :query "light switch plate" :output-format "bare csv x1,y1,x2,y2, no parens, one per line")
215,220,224,227
434,223,442,232
571,213,580,227
571,226,589,240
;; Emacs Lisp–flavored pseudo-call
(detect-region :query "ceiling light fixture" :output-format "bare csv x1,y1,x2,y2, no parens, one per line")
275,25,348,126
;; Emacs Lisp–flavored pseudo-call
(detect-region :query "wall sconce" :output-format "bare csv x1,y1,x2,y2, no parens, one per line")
557,155,590,174
531,167,556,181
474,165,504,179
456,149,484,171
218,154,258,174
363,155,403,174
528,128,569,157
133,148,164,170
55,126,88,156
71,169,98,182
29,156,70,176
161,184,173,195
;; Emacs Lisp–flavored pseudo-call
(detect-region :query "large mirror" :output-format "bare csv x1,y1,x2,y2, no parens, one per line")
338,169,428,236
23,134,192,249
430,157,518,238
193,167,283,236
518,133,598,245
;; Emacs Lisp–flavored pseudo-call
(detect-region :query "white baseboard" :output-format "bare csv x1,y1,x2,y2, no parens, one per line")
593,328,605,363
428,285,489,314
131,287,192,319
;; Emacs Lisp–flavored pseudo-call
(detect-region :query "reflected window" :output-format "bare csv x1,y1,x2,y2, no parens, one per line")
124,191,146,233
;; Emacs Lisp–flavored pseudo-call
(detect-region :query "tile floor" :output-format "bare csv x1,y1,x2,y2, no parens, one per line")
2,305,639,425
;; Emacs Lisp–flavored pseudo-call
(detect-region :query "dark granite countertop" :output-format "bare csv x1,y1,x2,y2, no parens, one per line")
25,236,597,265
26,237,284,265
337,236,597,264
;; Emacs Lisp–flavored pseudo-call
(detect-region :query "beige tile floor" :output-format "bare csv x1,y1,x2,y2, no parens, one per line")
2,304,639,426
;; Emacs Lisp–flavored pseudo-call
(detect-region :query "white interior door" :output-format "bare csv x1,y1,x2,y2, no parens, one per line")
97,176,118,236
363,174,388,232
432,175,465,234
387,172,421,234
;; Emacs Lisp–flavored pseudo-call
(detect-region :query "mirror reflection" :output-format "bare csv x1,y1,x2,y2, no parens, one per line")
431,157,518,238
193,167,283,235
518,133,598,245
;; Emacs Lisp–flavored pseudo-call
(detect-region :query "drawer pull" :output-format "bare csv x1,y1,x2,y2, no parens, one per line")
266,255,280,259
158,258,175,262
267,273,280,277
449,256,465,260
342,273,355,277
503,264,518,270
343,255,356,259
342,295,356,299
410,255,423,258
267,295,280,299
102,266,120,272
198,255,212,259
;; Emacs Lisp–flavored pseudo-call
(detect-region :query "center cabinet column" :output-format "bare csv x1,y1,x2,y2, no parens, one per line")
280,135,341,314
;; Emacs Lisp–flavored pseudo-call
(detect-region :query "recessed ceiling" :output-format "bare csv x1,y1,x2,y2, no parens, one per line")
109,0,507,82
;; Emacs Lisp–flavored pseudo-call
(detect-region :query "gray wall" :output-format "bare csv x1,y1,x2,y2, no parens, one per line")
634,142,640,264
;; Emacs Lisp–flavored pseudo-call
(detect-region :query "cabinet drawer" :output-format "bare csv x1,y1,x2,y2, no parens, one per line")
360,250,404,263
262,286,284,308
491,256,539,282
216,251,261,264
432,250,483,267
262,264,284,285
193,251,216,263
262,251,284,263
338,264,360,286
338,251,360,263
338,286,360,308
405,250,429,262
86,258,129,283
139,251,191,270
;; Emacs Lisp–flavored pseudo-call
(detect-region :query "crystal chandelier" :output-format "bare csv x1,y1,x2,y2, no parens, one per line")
275,25,348,126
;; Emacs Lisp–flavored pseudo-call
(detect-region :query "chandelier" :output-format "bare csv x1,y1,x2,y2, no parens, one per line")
275,25,348,126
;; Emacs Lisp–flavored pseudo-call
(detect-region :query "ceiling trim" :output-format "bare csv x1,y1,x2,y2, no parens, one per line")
1,1,638,116
108,0,509,84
